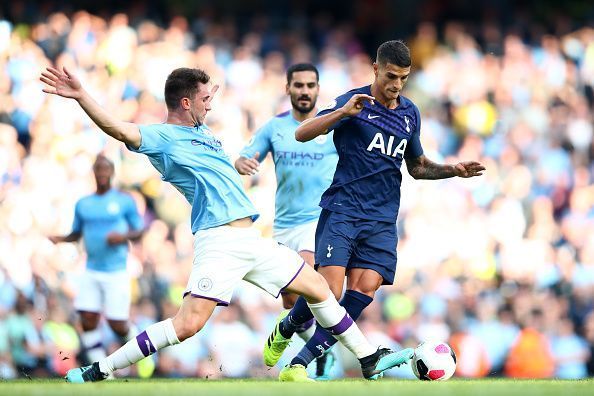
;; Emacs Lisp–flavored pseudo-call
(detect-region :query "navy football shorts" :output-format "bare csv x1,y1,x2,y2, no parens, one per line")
314,208,397,285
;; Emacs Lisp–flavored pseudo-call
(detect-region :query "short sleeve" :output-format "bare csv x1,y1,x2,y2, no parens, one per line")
240,122,273,160
404,106,424,159
124,195,144,231
316,92,353,131
127,124,170,156
71,201,83,233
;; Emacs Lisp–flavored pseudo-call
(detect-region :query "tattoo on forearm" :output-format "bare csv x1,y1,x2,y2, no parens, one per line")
405,156,456,180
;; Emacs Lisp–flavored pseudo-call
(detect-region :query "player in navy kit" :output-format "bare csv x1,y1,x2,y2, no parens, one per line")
265,40,485,381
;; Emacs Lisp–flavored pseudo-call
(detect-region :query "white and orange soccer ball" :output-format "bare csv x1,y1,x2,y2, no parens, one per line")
411,341,457,381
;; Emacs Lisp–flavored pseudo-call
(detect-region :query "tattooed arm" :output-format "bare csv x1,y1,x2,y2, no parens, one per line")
405,155,485,180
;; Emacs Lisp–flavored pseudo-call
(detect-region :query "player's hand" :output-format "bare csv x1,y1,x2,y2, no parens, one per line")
340,94,375,116
40,66,84,100
454,161,485,178
208,84,219,103
235,152,260,176
106,232,128,245
48,236,62,244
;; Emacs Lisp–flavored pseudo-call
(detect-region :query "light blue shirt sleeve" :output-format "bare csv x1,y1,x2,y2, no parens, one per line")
240,123,272,160
124,195,144,231
129,124,171,156
71,200,82,234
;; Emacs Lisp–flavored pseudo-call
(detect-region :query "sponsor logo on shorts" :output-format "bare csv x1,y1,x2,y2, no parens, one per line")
198,278,213,292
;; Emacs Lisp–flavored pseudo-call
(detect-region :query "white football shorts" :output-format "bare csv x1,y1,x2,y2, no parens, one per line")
273,220,317,253
74,269,131,321
185,225,305,305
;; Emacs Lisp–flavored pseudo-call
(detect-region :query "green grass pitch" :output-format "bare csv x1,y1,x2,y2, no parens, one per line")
2,378,594,396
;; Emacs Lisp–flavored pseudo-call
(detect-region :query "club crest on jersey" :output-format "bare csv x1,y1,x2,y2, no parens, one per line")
107,202,120,215
366,133,407,158
320,99,337,111
404,116,411,133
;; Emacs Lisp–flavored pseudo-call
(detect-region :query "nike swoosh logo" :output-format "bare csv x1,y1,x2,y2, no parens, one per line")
367,115,380,119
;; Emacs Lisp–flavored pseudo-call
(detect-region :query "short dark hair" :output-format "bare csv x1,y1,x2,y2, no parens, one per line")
164,68,210,109
376,40,411,68
94,154,114,170
286,63,319,84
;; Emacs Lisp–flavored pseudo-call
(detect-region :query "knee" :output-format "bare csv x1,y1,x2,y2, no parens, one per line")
80,314,100,331
310,272,336,301
108,322,129,337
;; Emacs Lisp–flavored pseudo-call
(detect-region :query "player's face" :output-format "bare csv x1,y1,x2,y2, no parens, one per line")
373,63,410,101
287,71,319,114
93,159,113,188
189,83,214,125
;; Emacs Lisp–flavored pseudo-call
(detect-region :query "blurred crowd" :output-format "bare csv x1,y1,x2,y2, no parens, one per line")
1,4,594,380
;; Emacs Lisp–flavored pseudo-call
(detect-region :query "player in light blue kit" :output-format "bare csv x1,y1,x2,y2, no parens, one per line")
235,63,338,378
49,154,144,366
40,65,413,383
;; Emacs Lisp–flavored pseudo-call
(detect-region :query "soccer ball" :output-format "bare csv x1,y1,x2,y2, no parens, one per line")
411,341,457,381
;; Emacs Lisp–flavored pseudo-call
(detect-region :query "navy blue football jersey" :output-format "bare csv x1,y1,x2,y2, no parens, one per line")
317,85,424,223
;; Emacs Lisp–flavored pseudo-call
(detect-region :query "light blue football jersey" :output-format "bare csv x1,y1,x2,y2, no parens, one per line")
128,124,259,233
240,111,338,229
72,189,143,272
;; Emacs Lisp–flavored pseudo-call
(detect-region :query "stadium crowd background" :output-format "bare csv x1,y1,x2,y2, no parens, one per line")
1,0,594,380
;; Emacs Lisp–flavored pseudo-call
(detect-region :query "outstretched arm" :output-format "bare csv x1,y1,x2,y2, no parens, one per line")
40,66,141,149
295,94,375,142
48,232,82,244
405,155,485,180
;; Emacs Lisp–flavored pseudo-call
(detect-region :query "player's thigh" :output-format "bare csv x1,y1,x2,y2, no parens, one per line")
346,268,384,297
243,237,308,296
314,209,358,270
318,265,347,300
349,221,397,287
243,234,329,303
100,270,132,321
74,271,102,316
299,250,315,267
281,263,329,303
187,226,254,307
172,295,218,340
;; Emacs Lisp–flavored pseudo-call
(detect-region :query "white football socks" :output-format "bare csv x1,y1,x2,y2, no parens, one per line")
307,294,376,359
296,324,316,342
99,318,180,375
81,328,107,364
